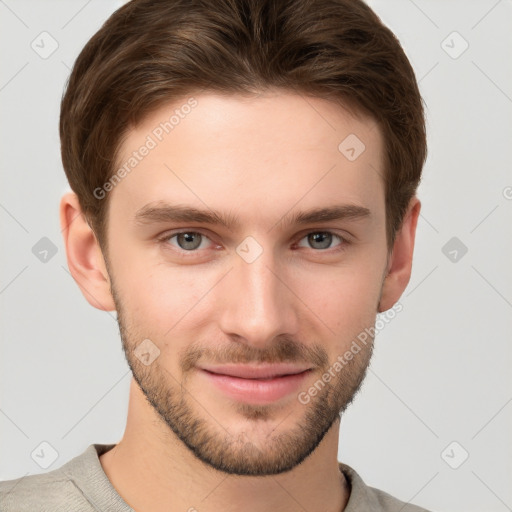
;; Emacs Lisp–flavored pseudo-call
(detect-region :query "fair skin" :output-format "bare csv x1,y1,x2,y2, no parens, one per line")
60,90,420,512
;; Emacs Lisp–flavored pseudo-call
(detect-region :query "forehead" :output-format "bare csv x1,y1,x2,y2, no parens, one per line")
109,90,385,228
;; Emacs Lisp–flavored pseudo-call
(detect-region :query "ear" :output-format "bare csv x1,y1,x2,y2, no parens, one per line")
59,192,116,312
378,196,421,313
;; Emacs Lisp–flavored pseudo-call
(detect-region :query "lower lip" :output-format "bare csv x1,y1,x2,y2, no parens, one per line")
200,369,311,404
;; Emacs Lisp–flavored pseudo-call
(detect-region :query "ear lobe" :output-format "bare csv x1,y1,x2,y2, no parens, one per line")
59,192,116,312
378,197,421,313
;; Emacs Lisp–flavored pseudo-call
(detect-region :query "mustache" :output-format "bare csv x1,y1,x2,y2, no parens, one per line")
180,336,329,372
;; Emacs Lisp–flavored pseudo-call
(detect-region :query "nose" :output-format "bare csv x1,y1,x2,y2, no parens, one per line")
217,246,300,348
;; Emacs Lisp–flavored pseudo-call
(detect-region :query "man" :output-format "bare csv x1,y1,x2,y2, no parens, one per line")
0,0,431,510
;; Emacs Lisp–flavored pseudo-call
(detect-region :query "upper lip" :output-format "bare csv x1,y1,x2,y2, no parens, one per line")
200,363,312,379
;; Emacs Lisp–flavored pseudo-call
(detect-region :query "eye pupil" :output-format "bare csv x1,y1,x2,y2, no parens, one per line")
167,230,343,255
308,232,332,249
177,232,202,250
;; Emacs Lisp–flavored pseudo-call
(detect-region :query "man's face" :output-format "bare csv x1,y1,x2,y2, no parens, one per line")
104,91,388,476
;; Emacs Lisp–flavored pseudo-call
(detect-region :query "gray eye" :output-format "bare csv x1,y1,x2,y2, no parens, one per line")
174,232,205,250
297,232,342,250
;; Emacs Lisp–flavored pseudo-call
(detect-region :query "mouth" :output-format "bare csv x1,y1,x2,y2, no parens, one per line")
200,363,312,379
198,363,313,404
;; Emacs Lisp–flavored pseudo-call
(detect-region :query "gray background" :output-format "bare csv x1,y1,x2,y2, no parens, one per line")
1,1,511,510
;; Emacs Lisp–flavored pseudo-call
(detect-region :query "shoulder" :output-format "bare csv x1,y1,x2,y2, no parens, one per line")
0,444,115,512
340,462,434,512
0,467,88,512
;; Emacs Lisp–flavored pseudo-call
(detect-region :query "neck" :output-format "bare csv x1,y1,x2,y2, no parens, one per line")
100,378,350,512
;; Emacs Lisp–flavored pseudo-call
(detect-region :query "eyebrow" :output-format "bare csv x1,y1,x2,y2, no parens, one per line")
133,202,371,231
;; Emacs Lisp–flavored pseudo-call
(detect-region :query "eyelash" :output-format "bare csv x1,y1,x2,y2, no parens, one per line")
156,229,350,258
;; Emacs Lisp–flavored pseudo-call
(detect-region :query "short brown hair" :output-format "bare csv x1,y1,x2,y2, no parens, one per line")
60,0,427,254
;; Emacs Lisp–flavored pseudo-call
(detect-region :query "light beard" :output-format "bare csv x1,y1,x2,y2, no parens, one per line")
111,284,375,476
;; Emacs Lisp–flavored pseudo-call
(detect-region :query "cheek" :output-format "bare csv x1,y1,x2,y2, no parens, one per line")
108,225,205,321
113,264,208,372
297,263,382,350
109,224,384,345
121,267,207,331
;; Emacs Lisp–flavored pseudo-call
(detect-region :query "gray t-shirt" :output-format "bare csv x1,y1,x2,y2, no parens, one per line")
0,443,432,511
